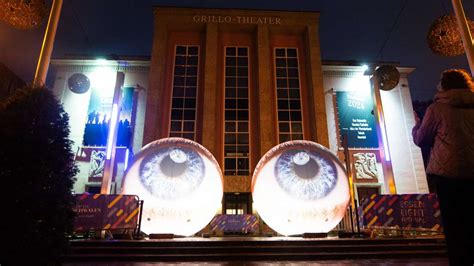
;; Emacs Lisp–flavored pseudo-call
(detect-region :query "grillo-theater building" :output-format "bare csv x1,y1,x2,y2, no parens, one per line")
50,7,428,217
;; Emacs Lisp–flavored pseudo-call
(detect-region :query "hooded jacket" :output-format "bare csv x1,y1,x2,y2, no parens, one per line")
412,88,474,179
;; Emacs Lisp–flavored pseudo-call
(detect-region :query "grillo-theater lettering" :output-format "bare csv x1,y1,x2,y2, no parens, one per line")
193,15,282,25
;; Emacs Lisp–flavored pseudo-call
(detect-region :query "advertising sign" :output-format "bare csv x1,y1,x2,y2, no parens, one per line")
210,215,258,233
73,194,140,231
361,193,442,231
336,91,378,148
83,86,134,148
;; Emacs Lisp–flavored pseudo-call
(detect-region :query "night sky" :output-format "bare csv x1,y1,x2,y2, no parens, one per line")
1,0,474,100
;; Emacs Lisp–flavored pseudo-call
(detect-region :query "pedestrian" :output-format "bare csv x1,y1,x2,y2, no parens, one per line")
412,69,474,265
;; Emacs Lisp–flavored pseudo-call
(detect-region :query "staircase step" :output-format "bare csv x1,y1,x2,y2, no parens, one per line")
64,250,446,262
63,237,446,262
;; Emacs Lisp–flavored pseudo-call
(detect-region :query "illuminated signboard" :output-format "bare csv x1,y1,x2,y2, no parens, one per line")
336,91,378,148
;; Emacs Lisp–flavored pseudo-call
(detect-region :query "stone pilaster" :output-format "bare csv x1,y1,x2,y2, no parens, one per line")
306,23,329,147
201,23,219,158
143,15,168,145
257,24,276,157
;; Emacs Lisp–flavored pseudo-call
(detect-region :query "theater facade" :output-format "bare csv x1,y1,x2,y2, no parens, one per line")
50,7,427,218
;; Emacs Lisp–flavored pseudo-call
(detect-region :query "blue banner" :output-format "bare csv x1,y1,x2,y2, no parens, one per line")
336,91,378,148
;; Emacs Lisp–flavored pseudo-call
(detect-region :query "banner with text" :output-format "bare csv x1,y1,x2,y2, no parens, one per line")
73,194,140,231
210,215,258,233
361,193,442,231
336,91,378,148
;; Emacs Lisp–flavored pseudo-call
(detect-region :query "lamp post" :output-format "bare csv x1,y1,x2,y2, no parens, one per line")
452,0,474,76
101,72,125,194
33,0,63,87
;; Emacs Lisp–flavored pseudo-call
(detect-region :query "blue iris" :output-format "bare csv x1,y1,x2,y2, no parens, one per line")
274,149,337,200
139,147,205,199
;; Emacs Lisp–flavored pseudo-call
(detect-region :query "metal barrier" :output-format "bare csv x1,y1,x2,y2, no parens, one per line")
72,194,143,239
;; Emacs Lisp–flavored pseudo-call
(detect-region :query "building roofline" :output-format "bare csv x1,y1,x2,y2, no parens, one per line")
322,60,415,74
53,54,150,62
152,5,320,14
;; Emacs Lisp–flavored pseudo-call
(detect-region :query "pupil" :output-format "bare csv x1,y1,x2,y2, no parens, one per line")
293,158,319,180
159,153,187,177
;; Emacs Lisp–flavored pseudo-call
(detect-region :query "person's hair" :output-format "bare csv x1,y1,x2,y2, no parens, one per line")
440,69,474,91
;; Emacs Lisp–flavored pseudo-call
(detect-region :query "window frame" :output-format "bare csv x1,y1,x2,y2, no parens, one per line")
273,47,305,143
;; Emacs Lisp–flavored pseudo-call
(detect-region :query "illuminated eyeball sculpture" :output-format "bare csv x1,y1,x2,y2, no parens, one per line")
122,138,223,236
252,140,350,236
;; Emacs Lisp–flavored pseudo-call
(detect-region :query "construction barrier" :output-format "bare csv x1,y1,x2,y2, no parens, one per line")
360,193,443,232
73,194,142,233
210,214,258,234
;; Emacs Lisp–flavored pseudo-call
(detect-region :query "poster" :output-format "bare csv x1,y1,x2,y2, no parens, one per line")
83,86,134,148
336,91,378,148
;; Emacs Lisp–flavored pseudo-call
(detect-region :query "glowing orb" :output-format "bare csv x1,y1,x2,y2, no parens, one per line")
252,140,350,236
122,138,223,236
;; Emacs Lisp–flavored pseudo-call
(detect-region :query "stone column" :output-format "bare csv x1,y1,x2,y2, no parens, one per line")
306,24,329,147
143,16,168,145
257,25,276,157
201,24,219,158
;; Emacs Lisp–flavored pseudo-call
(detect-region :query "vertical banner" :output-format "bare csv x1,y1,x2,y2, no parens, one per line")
83,86,135,147
83,86,114,146
117,87,134,148
336,91,378,148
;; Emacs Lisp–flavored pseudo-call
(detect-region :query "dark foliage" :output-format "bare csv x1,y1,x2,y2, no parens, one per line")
0,87,77,265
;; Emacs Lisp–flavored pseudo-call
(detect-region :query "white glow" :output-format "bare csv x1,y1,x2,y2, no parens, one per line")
379,118,391,162
170,149,187,163
90,67,116,97
361,64,368,71
252,141,350,236
106,103,119,160
96,58,107,65
122,138,223,236
293,151,310,165
124,148,130,170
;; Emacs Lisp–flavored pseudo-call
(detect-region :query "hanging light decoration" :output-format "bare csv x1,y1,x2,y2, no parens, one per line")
427,14,474,57
375,65,400,91
67,73,90,94
0,0,47,29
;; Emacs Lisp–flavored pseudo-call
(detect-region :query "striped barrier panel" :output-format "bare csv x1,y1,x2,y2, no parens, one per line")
360,193,442,231
73,194,140,231
210,214,259,233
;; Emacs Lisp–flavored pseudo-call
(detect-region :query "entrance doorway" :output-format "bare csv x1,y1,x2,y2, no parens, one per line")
356,186,381,203
223,193,252,215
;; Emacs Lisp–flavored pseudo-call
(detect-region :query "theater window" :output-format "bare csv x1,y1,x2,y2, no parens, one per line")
224,46,250,176
274,47,303,143
169,45,199,140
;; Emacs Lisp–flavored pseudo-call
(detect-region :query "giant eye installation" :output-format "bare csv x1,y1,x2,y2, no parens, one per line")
122,137,349,236
122,138,223,236
252,140,350,236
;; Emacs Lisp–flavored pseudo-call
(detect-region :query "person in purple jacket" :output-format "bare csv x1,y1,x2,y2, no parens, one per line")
413,69,474,265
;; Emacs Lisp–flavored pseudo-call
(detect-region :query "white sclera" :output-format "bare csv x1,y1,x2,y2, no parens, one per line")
252,140,350,236
122,138,223,236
